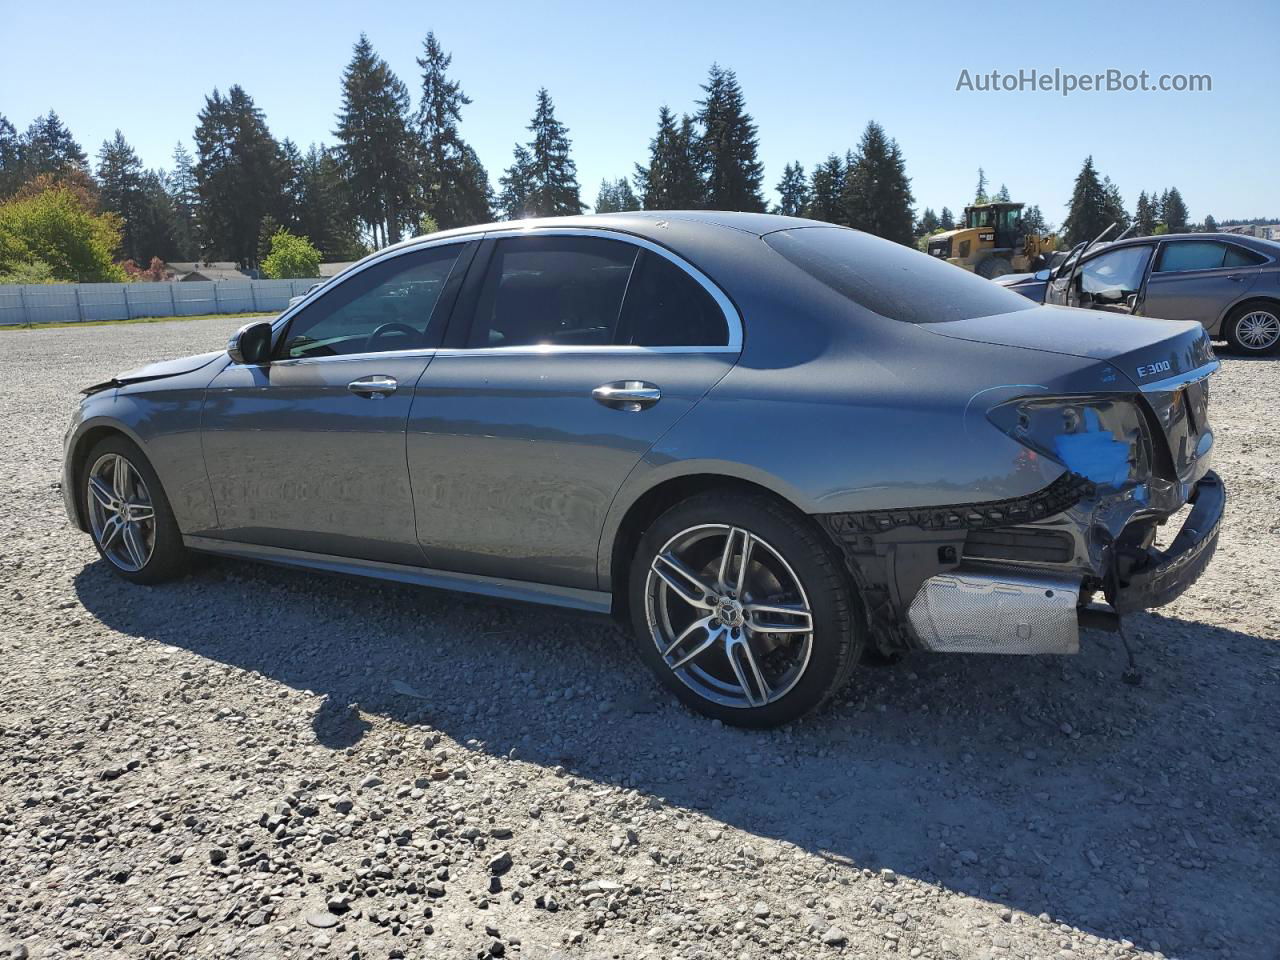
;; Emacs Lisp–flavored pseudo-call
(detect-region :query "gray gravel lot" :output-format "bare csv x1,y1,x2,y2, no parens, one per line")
1,315,1277,960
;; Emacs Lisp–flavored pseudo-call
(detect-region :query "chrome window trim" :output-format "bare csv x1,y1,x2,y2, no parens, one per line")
266,343,739,368
260,224,744,361
271,348,440,367
1151,238,1271,276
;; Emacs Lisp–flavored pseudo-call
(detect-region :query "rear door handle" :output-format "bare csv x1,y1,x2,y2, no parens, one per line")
348,375,398,397
592,381,661,411
1225,274,1247,282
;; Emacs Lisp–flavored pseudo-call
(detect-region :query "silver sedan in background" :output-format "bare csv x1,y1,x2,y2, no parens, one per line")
1023,232,1280,354
63,212,1224,726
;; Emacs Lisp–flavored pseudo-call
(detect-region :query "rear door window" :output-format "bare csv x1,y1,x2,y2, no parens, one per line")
466,235,637,348
1155,241,1234,273
1223,244,1267,267
617,250,729,347
764,226,1034,323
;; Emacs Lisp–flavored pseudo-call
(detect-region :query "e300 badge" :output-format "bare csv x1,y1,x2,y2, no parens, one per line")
1136,360,1173,379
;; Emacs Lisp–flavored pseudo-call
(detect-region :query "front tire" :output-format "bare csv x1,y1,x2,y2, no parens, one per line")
1223,302,1280,354
81,435,189,584
628,492,862,727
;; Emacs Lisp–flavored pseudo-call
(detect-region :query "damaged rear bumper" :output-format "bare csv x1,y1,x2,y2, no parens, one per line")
820,471,1226,655
1110,470,1224,614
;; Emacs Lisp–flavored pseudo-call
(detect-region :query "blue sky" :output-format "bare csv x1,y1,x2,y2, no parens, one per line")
3,0,1276,224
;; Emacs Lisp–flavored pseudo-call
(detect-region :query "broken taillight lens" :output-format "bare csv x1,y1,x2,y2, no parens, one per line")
987,396,1153,489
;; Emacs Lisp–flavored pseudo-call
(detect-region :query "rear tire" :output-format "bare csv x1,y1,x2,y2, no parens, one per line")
977,257,1014,279
627,491,862,727
80,435,189,585
1222,301,1280,354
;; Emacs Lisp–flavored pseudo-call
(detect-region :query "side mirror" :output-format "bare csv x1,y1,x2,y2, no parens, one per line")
227,320,273,365
1034,269,1051,281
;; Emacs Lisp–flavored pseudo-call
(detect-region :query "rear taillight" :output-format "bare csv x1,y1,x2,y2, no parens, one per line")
987,395,1152,490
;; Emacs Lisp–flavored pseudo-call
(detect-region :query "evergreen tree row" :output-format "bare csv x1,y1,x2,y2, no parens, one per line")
0,45,1228,275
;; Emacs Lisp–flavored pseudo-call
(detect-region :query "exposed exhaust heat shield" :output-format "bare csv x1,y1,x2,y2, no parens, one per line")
907,568,1081,654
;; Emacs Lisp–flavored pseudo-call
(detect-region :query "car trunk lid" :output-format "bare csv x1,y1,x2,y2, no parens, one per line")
926,305,1217,485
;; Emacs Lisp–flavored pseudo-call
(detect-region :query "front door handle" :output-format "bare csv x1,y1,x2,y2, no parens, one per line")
348,375,398,397
1225,274,1247,282
592,381,661,412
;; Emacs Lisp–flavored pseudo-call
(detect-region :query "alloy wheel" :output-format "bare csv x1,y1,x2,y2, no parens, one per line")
644,524,814,709
1236,310,1280,350
86,453,156,572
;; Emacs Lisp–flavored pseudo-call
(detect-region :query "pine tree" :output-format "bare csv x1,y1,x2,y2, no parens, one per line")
1062,156,1110,245
193,85,286,266
994,183,1011,202
939,206,955,230
1163,187,1189,232
1134,191,1155,237
1202,213,1218,233
0,114,22,196
775,162,809,216
335,34,418,247
502,88,584,218
633,106,703,210
95,131,145,261
132,169,182,264
23,111,88,177
1021,204,1049,236
974,167,988,203
293,144,362,260
498,144,535,220
594,178,638,213
917,207,939,238
841,121,915,245
453,144,493,225
1101,176,1129,233
695,64,765,212
167,143,200,259
413,32,490,229
277,138,305,230
805,154,845,223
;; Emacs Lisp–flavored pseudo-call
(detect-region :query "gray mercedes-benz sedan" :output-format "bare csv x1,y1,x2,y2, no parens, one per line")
63,212,1225,726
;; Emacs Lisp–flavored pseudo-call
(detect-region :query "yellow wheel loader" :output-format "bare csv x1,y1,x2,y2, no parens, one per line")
925,202,1058,279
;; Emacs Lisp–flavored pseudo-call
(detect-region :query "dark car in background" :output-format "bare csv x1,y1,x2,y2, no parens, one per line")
63,212,1225,726
1019,233,1280,354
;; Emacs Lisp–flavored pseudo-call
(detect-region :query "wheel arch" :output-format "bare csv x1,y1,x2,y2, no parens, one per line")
1216,294,1280,336
66,419,148,531
601,465,821,618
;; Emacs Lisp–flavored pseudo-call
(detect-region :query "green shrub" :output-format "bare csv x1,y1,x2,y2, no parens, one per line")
261,228,321,279
0,186,126,282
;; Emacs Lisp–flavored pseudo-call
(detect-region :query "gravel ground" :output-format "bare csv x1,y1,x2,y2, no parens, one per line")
1,316,1277,960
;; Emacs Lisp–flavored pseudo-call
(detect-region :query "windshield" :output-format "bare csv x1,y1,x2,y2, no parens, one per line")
764,227,1037,324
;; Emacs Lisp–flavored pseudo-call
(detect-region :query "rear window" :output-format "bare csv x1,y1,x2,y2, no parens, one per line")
764,226,1036,324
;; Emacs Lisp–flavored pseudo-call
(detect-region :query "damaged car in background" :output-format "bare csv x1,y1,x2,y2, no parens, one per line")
62,212,1224,727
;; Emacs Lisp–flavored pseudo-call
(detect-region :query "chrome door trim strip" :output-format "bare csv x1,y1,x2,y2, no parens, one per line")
183,535,613,614
1138,359,1220,393
432,344,741,358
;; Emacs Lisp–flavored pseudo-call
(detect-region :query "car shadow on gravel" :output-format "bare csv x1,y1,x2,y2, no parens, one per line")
72,557,1279,958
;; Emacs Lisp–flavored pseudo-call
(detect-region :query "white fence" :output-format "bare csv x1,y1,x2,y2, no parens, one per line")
0,279,323,326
